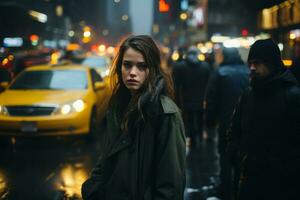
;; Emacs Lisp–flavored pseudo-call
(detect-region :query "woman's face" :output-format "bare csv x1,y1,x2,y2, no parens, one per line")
121,47,149,94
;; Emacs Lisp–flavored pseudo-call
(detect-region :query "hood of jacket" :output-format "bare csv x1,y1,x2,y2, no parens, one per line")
251,69,298,94
220,47,244,66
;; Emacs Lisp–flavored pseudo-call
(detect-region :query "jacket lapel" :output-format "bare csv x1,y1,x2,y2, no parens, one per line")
106,133,132,159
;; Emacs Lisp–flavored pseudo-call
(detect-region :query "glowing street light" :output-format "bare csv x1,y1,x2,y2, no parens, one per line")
68,30,75,37
180,13,188,21
83,31,91,37
122,15,129,21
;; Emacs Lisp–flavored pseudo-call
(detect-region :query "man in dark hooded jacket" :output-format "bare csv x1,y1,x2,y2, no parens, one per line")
227,39,300,200
205,47,249,200
172,47,211,147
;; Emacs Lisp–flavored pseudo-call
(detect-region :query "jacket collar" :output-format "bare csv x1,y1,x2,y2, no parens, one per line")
160,95,179,114
104,95,179,160
251,69,298,95
106,133,132,159
280,69,299,85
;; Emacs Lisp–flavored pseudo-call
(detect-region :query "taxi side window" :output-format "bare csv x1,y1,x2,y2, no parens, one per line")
90,69,103,90
90,69,103,83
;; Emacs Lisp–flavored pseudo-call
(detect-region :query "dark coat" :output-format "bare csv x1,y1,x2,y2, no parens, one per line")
227,70,300,200
172,58,211,111
81,95,186,200
205,63,249,132
291,56,300,83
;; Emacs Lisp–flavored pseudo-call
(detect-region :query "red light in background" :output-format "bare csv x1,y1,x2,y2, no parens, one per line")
91,45,98,52
241,29,249,37
159,0,170,13
30,34,39,41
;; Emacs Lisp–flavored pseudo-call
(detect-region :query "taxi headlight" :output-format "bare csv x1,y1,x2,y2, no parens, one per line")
55,99,86,115
61,104,72,115
72,99,85,112
0,105,8,115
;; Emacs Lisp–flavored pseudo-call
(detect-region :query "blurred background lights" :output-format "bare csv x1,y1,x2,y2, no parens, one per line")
122,15,128,21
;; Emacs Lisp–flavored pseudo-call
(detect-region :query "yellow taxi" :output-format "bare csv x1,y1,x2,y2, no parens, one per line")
0,64,111,137
81,55,111,78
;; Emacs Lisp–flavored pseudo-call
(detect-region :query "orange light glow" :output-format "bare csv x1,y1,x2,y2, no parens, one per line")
82,37,91,43
91,45,98,52
50,52,60,65
283,59,293,67
98,44,106,52
30,34,39,41
0,170,7,195
1,58,9,66
67,43,80,51
55,164,88,198
159,0,170,12
8,55,14,61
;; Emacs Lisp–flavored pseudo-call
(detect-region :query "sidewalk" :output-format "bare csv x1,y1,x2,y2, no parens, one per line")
185,131,221,200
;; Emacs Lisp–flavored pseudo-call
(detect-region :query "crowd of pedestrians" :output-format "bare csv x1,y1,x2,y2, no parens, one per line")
170,38,300,200
81,35,300,200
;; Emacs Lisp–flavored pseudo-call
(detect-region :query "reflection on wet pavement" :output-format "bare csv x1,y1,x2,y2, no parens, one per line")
55,163,88,199
0,129,221,200
0,136,102,200
185,131,221,200
0,169,8,199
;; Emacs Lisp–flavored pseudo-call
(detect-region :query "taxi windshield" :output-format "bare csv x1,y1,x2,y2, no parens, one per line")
10,70,88,90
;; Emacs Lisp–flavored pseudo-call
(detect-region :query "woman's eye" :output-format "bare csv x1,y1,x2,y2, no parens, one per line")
123,63,131,68
137,63,147,70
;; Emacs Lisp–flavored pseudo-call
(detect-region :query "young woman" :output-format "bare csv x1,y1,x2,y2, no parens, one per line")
81,35,186,200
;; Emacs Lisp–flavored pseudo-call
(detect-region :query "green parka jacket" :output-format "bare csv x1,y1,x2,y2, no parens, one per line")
82,95,186,200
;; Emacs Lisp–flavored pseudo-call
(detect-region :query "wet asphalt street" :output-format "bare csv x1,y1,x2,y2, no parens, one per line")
0,135,102,200
185,131,220,200
0,130,220,200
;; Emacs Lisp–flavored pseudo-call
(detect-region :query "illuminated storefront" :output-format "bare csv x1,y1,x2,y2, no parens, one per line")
259,0,300,59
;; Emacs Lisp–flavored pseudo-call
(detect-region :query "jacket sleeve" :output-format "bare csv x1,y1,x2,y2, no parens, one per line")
204,71,219,128
81,157,105,200
226,95,244,200
226,95,243,164
286,86,300,155
153,112,186,200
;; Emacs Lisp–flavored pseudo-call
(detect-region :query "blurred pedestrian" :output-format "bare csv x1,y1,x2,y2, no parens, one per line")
172,46,211,148
290,42,300,83
168,46,186,68
81,35,186,200
227,38,300,200
0,68,12,92
202,45,223,146
204,47,250,200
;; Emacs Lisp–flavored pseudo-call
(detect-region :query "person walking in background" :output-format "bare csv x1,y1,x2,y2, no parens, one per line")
227,38,300,200
172,46,211,148
290,42,300,83
168,46,187,70
170,46,187,106
81,35,186,200
204,47,250,200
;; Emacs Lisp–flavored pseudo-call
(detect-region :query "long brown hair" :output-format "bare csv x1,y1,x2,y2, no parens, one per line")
109,35,174,132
